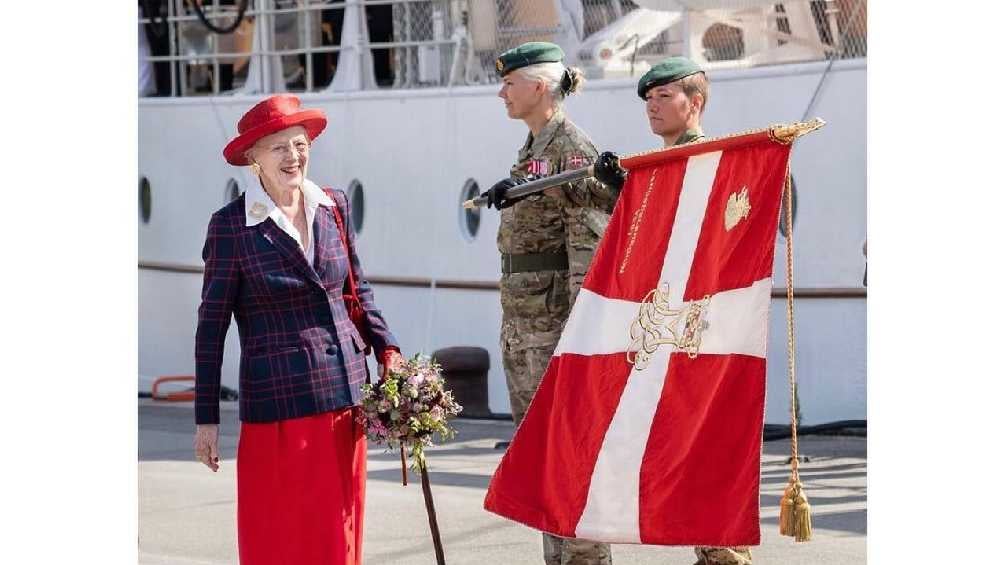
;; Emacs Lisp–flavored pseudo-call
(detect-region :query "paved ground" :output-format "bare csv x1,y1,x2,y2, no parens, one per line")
139,400,865,564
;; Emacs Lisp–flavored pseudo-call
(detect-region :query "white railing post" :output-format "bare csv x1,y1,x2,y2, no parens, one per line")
328,0,377,91
239,0,286,95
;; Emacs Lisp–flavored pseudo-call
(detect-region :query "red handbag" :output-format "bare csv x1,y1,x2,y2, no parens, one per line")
324,189,372,356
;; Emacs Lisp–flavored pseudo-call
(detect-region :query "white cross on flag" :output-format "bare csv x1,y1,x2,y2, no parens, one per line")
484,131,793,546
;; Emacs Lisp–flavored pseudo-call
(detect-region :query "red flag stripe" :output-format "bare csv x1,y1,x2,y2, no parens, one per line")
483,352,634,537
684,141,791,300
583,158,688,302
638,353,765,546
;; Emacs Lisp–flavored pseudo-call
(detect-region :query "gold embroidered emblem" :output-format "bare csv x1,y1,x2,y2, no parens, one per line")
496,58,504,72
725,186,751,231
249,201,268,220
626,283,711,370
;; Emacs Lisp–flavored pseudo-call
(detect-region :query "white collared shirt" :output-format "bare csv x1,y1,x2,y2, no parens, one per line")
245,178,335,264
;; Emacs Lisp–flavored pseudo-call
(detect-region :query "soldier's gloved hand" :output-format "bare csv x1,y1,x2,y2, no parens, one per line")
481,176,529,210
593,151,627,191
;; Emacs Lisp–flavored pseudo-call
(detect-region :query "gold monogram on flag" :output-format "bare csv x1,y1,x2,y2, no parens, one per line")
627,284,711,371
725,186,751,231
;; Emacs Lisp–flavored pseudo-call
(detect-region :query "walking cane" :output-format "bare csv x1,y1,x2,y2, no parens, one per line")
420,458,446,565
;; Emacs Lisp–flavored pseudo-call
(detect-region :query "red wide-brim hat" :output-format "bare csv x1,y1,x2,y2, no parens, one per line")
223,95,327,166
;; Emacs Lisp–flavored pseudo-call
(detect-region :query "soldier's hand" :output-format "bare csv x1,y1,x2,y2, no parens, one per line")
481,177,529,210
593,151,627,191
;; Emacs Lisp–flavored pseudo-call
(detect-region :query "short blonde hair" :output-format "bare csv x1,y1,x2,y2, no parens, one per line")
677,72,709,114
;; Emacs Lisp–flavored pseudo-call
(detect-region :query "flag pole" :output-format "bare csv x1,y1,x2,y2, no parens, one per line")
462,167,595,209
462,118,826,209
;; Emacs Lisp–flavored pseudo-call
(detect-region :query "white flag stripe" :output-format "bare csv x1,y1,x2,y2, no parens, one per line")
573,345,673,543
553,278,772,360
699,278,771,358
658,152,722,306
574,151,722,542
553,289,637,356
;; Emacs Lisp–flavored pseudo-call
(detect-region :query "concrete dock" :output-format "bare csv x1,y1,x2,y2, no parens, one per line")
139,400,865,564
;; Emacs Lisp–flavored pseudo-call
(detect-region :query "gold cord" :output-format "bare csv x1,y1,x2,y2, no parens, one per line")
784,166,798,476
779,163,813,542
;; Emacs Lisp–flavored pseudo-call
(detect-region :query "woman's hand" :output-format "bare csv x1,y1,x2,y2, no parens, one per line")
381,349,406,381
194,424,220,472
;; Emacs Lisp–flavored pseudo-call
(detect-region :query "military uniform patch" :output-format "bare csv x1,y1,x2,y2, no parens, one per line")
528,159,551,177
564,153,588,170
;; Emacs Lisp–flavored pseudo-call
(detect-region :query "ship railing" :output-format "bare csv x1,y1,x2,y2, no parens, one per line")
138,0,562,97
138,0,866,98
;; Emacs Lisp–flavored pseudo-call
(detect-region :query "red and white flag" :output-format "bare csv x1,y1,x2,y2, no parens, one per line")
484,131,793,546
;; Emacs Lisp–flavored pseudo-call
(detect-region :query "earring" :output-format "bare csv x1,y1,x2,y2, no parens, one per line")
250,162,262,177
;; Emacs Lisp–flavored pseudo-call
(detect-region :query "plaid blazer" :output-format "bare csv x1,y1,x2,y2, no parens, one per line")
195,188,398,424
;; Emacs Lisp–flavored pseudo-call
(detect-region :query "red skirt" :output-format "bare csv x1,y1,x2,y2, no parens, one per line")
237,407,366,565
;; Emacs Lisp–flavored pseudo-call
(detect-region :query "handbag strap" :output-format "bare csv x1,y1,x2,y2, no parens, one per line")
323,188,375,377
323,188,361,302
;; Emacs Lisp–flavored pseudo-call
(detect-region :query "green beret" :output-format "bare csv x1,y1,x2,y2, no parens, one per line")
496,42,565,77
637,57,704,99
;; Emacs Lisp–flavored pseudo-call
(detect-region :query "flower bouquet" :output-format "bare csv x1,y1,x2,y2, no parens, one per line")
358,354,462,564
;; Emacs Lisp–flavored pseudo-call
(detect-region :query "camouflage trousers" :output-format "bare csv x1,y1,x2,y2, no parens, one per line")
693,547,753,564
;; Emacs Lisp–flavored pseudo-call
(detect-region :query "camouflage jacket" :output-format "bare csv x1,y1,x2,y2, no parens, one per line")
497,110,619,351
673,128,705,146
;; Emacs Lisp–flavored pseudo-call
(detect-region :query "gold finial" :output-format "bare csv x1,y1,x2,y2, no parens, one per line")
769,118,827,144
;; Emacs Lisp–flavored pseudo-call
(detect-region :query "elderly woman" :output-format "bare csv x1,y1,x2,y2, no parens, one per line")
193,94,402,565
480,42,621,565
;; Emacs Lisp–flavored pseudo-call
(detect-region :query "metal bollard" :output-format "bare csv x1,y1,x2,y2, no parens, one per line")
431,346,491,418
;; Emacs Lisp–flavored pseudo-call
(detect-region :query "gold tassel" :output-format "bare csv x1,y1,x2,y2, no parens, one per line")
779,476,812,542
778,480,796,537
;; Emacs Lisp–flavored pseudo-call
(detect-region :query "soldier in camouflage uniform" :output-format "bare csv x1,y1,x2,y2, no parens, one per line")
594,57,753,565
480,42,619,565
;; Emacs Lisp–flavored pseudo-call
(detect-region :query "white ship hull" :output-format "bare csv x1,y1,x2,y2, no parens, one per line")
139,59,866,425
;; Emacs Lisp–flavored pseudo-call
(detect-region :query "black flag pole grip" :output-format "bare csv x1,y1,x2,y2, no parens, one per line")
462,166,596,209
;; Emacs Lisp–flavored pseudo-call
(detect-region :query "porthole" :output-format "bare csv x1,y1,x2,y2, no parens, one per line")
348,179,365,234
458,179,481,242
139,176,152,224
225,178,242,202
778,176,797,238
